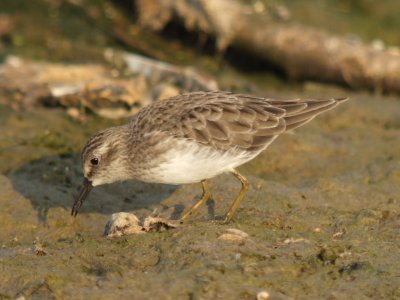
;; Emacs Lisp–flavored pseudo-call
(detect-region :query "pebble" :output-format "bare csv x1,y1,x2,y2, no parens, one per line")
257,290,270,300
104,212,144,237
104,212,178,237
218,228,249,241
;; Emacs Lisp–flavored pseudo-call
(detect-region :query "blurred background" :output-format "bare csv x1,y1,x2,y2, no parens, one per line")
0,1,399,299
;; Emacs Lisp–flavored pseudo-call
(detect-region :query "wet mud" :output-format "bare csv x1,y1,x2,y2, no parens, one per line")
1,0,400,298
1,90,399,299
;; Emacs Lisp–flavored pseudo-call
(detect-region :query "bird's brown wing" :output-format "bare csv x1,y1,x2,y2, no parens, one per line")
269,97,348,131
169,93,287,152
131,92,347,153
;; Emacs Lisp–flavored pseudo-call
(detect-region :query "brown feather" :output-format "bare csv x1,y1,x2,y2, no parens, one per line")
129,92,348,155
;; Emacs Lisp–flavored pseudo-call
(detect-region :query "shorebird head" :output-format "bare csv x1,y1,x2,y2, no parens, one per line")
71,126,130,216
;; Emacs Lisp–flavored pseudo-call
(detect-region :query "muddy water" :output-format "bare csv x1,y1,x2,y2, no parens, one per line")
1,87,399,299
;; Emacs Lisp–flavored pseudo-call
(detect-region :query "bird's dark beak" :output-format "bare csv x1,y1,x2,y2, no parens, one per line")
71,178,93,217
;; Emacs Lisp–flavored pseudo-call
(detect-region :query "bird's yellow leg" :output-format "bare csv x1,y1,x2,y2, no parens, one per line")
222,170,249,224
180,180,211,222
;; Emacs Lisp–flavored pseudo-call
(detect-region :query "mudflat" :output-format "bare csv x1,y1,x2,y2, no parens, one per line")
1,89,399,299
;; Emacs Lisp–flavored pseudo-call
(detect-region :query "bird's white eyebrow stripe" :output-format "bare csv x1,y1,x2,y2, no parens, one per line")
81,132,106,160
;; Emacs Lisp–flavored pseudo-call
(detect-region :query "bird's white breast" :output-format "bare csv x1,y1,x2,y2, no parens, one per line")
142,138,256,185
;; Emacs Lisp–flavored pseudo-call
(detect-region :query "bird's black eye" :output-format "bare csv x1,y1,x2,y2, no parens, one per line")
90,158,99,165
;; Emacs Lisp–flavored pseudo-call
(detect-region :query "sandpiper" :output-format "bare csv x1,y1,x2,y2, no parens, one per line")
71,91,347,223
